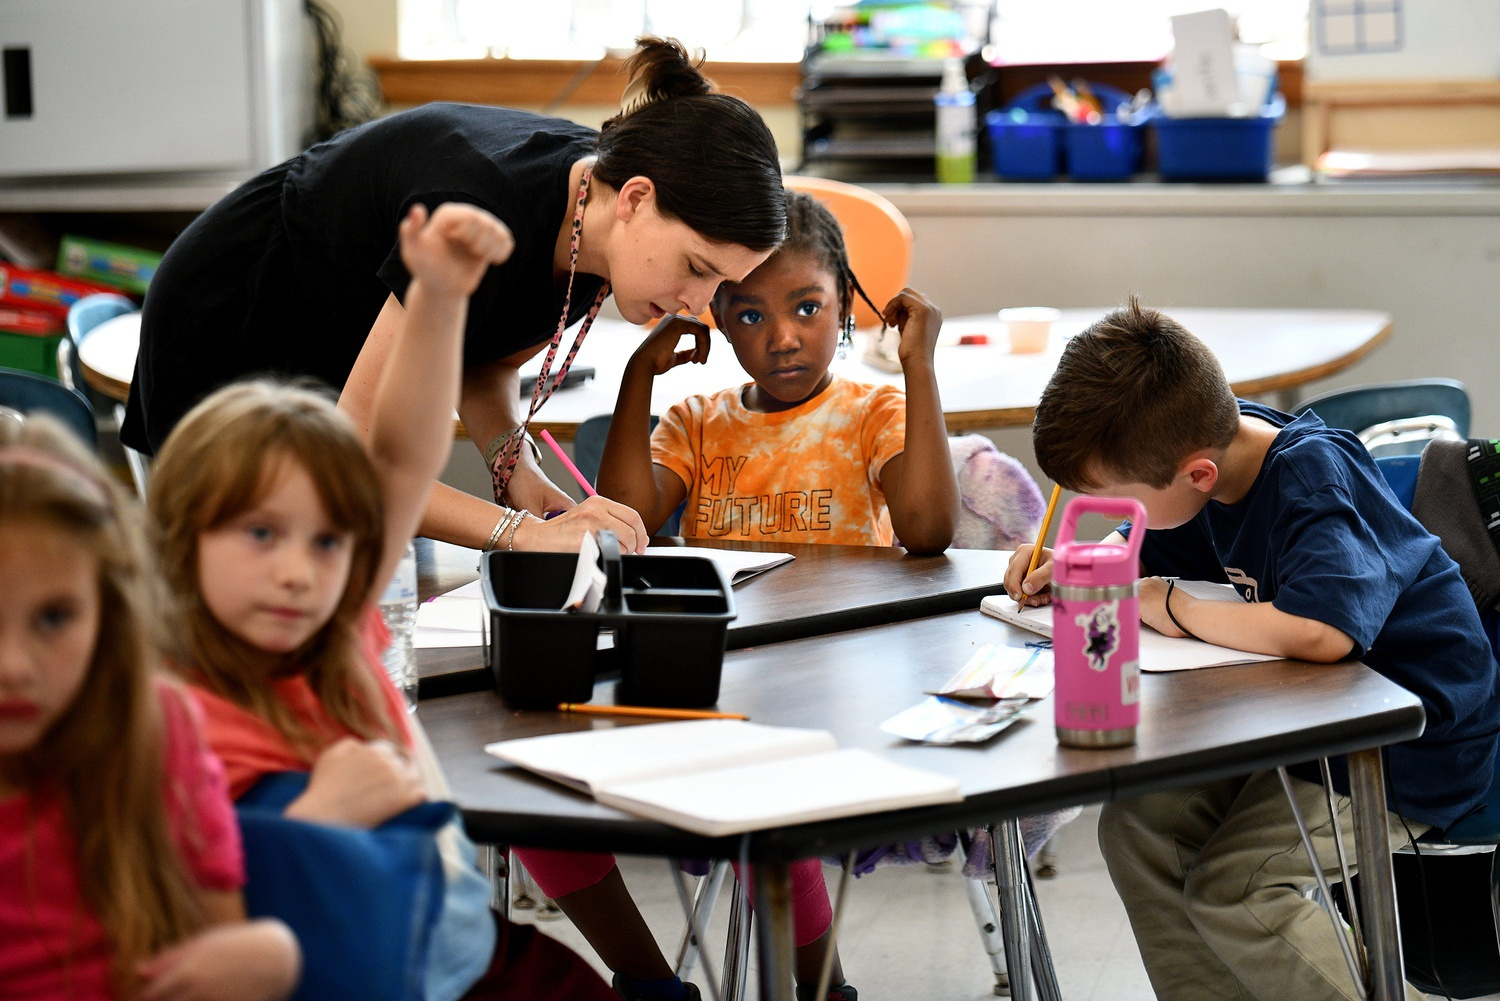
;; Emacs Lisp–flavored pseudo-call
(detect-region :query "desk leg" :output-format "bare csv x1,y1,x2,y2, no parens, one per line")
992,820,1035,1001
1349,748,1404,1001
754,862,796,1001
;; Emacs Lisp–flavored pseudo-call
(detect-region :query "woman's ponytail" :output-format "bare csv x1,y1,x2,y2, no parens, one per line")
594,35,785,253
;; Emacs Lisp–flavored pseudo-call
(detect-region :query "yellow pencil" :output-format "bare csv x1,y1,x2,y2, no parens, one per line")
558,703,748,721
1025,484,1063,585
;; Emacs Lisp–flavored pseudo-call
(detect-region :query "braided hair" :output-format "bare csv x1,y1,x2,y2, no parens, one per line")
778,190,884,336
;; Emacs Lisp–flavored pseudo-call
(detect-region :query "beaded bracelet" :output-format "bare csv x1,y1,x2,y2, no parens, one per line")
1164,579,1200,640
504,510,535,551
484,507,524,552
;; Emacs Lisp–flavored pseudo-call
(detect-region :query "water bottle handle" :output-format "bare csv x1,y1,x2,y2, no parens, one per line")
1054,495,1149,566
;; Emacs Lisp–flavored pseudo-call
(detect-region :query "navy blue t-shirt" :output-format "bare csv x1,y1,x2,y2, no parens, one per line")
1137,401,1500,830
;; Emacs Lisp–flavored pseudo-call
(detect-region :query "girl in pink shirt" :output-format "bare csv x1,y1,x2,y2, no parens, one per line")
0,415,298,1001
148,202,624,1001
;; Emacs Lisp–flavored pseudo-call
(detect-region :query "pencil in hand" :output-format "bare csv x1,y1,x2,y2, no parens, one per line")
1022,484,1062,605
539,428,598,498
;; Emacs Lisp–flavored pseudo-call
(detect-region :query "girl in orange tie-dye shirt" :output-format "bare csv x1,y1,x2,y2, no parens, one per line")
598,190,959,555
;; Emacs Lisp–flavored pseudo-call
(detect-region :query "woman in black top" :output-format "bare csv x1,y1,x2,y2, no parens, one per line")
124,37,785,556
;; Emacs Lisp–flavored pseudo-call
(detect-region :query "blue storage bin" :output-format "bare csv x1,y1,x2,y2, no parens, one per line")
1065,112,1149,181
985,84,1067,180
1153,94,1286,181
987,82,1145,181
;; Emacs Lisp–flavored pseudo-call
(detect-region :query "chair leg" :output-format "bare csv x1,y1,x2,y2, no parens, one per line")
483,845,511,919
510,850,538,911
961,872,1011,996
113,404,150,498
675,860,731,981
721,876,751,1001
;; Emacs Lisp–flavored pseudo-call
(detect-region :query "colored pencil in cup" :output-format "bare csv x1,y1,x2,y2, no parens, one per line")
558,703,748,721
538,428,598,498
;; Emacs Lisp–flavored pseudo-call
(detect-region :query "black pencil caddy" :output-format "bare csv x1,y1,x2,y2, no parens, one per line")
481,532,737,709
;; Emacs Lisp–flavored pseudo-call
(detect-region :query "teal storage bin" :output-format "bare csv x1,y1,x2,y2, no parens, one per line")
1154,94,1286,181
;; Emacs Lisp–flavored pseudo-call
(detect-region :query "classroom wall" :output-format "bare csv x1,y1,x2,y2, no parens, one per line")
334,4,1500,506
898,206,1500,489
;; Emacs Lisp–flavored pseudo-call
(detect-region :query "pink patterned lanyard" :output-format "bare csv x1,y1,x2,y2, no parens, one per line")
491,166,611,499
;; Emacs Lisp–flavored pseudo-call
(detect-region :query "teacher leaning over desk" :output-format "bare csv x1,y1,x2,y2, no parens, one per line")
122,36,784,554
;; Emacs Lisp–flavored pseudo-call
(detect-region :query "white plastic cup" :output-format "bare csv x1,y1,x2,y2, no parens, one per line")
1000,307,1060,353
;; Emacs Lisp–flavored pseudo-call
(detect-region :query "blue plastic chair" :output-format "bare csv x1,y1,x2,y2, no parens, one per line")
64,293,149,495
1373,442,1500,996
1293,379,1470,457
62,292,136,395
0,367,97,446
572,414,683,536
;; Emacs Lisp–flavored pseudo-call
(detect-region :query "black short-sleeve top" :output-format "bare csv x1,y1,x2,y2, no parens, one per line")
125,104,605,452
281,103,606,369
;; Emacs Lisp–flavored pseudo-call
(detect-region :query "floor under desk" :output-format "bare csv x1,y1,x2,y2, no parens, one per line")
513,804,1491,1001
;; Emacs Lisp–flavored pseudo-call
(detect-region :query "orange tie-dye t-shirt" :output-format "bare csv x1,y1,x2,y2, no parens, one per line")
651,377,907,545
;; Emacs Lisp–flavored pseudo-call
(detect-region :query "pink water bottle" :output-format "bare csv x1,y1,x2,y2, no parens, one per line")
1051,496,1148,748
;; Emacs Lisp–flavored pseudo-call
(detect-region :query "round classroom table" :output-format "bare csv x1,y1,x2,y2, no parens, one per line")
78,308,1392,441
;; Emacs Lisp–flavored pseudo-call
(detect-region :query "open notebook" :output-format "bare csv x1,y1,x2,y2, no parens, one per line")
980,580,1279,673
486,720,961,837
644,546,794,585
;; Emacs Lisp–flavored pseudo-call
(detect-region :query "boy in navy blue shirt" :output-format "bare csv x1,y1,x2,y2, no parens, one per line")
1003,298,1500,1001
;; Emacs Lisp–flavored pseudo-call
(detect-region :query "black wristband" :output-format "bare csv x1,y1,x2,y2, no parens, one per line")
1164,579,1200,640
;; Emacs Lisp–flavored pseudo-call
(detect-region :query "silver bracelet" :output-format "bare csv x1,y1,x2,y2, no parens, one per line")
505,510,534,551
484,508,523,552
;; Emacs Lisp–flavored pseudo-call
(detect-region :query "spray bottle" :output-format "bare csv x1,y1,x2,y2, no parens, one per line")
934,57,976,183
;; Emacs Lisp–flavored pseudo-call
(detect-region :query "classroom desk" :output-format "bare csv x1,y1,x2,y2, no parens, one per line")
76,308,1392,438
413,537,1009,698
419,609,1425,1001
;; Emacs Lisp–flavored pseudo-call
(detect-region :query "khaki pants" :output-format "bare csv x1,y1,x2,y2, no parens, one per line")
1098,769,1429,1001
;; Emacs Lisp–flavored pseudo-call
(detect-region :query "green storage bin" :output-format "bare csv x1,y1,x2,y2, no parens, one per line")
0,329,63,379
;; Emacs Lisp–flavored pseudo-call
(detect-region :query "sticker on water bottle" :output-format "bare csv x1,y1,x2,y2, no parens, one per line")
1074,601,1121,672
1121,659,1140,705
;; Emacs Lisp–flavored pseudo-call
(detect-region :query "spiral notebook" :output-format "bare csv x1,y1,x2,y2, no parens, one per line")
979,581,1279,673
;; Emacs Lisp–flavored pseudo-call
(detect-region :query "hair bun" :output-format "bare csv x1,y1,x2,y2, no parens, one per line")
610,36,714,127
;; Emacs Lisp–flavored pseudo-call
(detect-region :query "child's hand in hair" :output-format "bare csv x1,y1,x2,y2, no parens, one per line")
881,288,943,369
283,737,427,828
399,201,515,299
1005,544,1054,607
138,919,300,1001
627,313,712,376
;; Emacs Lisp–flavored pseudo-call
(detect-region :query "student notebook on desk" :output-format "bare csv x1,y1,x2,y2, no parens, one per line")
644,546,794,585
980,580,1279,673
486,719,961,837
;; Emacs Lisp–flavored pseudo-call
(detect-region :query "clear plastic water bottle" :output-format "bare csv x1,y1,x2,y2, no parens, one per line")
934,57,977,184
379,541,419,710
